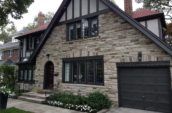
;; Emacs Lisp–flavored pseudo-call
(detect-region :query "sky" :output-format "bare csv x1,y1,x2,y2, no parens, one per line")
12,0,143,31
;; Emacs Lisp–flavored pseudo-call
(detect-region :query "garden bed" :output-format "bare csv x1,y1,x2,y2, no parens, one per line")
45,92,112,113
0,107,32,113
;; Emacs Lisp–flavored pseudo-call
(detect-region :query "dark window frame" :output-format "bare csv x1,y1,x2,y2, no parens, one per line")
67,16,98,41
26,37,34,51
18,65,35,84
62,56,104,85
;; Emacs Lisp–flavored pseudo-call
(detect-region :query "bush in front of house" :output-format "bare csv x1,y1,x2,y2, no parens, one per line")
45,92,112,113
87,92,112,111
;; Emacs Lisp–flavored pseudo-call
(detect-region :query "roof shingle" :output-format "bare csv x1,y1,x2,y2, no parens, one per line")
132,8,160,19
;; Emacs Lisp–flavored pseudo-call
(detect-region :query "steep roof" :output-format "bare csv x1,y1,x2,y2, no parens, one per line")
29,0,172,62
15,24,48,39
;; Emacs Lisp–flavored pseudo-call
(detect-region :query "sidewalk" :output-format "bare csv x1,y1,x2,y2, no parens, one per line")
7,99,83,113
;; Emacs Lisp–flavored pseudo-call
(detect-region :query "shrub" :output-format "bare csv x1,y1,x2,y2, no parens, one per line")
87,92,112,111
46,92,112,113
0,65,16,95
47,92,87,105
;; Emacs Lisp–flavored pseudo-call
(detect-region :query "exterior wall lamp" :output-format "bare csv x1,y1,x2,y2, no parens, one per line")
46,54,50,61
138,52,142,62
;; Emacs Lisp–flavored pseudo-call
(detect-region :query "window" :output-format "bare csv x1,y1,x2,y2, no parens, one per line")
67,17,98,40
9,50,13,57
90,18,98,36
26,37,34,51
18,66,34,83
20,70,24,81
63,56,104,85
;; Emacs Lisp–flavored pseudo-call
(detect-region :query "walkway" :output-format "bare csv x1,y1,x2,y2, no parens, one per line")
7,99,83,113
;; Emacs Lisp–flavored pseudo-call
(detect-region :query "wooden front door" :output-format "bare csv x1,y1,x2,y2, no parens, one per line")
44,61,54,89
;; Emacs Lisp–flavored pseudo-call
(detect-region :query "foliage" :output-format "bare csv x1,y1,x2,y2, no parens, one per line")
46,92,112,113
87,92,112,111
47,92,87,105
0,23,17,43
0,0,34,27
0,65,16,95
23,12,54,31
139,0,172,21
164,23,172,46
166,23,172,36
1,107,32,113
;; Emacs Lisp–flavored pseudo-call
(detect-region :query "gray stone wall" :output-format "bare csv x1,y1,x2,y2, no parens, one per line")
34,11,172,105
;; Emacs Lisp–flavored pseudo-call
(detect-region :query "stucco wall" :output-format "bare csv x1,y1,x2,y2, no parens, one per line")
34,11,172,105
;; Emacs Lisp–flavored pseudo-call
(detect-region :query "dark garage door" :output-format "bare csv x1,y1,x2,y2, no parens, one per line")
117,62,172,113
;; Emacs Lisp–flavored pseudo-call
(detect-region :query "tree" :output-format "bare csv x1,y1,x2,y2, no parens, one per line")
0,0,34,27
0,23,17,43
166,23,172,36
23,12,54,31
138,0,172,21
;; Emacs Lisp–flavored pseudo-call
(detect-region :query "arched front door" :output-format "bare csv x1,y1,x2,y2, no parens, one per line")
44,61,54,89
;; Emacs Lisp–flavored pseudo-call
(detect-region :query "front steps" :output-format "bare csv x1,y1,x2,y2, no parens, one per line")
18,92,51,104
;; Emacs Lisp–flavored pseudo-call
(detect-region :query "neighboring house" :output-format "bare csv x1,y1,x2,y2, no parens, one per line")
0,42,19,65
16,0,172,113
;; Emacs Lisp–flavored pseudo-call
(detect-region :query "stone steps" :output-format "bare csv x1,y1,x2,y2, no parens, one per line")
18,91,52,104
18,96,45,104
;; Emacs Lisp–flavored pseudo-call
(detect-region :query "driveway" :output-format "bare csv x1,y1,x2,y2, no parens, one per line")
107,108,160,113
7,99,83,113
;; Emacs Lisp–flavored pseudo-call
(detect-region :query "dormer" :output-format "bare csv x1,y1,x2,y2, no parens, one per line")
124,0,166,40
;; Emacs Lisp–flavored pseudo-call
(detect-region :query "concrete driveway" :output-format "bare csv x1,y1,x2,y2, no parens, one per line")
107,108,160,113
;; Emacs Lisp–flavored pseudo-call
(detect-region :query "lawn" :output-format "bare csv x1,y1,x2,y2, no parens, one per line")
0,107,32,113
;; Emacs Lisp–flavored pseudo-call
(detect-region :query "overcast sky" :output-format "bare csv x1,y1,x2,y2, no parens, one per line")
12,0,143,31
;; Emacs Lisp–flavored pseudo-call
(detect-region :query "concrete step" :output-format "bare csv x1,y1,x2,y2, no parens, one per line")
18,96,45,104
22,92,49,99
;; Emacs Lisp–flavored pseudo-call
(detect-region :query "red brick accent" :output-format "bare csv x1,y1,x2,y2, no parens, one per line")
2,49,19,63
38,12,45,27
124,0,133,16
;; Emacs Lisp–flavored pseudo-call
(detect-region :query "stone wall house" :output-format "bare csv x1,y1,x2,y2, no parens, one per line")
16,0,172,113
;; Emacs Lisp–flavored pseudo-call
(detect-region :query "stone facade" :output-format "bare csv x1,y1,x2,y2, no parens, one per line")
34,11,172,105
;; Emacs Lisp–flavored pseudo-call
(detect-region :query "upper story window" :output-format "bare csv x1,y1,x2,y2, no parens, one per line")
26,37,34,51
67,16,98,41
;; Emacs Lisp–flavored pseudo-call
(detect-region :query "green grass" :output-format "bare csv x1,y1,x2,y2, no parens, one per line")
0,107,32,113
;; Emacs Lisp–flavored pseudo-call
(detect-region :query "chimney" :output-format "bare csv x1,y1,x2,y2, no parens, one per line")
124,0,133,16
37,12,45,26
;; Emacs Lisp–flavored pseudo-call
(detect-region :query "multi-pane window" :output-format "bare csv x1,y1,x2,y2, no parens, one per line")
63,56,104,85
18,66,34,83
26,37,34,51
67,17,98,41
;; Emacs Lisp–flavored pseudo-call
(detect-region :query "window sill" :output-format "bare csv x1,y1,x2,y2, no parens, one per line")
64,35,100,44
62,82,105,87
17,80,35,84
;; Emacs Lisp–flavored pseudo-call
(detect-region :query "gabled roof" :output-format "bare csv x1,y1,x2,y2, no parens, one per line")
29,0,172,62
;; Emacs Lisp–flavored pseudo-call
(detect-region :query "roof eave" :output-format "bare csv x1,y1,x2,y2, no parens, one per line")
15,29,46,40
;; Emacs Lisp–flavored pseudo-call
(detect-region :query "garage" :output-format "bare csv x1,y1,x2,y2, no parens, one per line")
117,61,172,113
